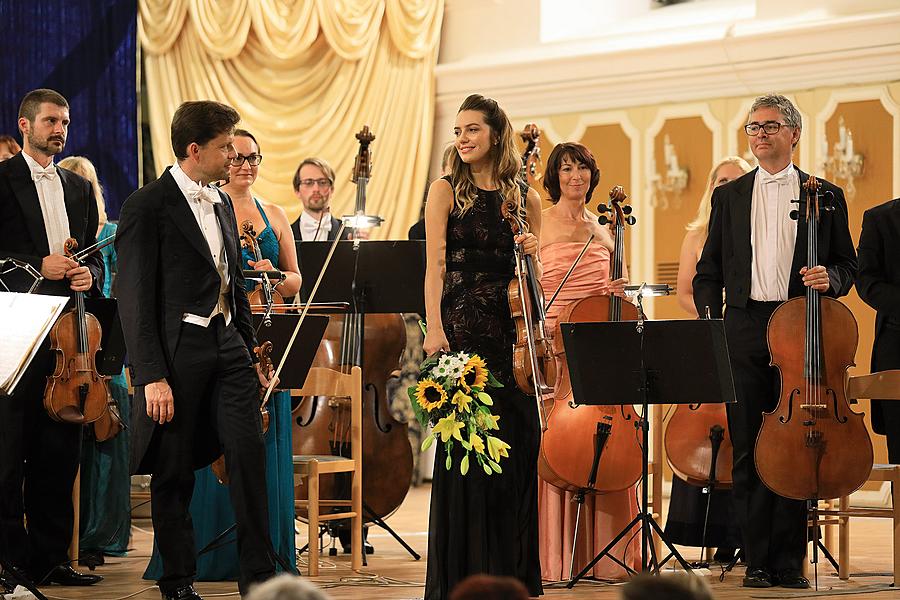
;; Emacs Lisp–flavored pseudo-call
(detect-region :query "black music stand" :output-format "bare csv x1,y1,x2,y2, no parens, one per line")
297,240,426,314
560,318,735,585
197,312,328,574
296,240,425,561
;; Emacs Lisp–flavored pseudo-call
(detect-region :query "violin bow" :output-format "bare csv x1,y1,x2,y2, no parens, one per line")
259,222,347,407
71,234,116,262
545,233,594,313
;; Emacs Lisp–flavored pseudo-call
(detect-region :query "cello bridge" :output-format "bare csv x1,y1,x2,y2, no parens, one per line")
799,403,827,410
327,396,351,409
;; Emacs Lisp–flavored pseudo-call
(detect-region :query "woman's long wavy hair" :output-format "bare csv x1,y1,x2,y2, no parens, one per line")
58,156,107,227
447,94,525,226
685,156,752,232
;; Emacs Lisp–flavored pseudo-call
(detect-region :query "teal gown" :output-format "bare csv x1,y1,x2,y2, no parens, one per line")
79,221,132,559
145,199,296,579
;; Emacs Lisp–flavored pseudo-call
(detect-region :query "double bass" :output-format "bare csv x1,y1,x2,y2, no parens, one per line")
293,126,414,524
755,175,873,501
44,238,110,425
538,186,642,493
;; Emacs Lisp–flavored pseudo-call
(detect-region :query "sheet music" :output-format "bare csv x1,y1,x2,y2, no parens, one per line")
0,291,68,396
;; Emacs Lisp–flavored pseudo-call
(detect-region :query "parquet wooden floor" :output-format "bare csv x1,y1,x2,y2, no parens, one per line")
31,485,899,600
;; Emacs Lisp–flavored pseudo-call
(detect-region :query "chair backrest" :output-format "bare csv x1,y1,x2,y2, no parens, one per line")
296,366,362,463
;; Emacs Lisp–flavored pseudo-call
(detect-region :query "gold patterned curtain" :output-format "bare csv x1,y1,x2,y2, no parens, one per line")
139,0,442,239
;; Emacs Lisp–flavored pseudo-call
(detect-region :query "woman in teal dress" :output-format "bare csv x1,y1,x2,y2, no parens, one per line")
145,130,303,580
58,156,132,566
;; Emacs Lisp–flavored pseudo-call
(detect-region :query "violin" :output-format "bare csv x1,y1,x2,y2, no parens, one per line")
212,341,274,484
240,220,285,325
292,125,413,522
538,186,642,493
755,175,872,500
520,123,542,185
501,198,554,428
44,238,110,424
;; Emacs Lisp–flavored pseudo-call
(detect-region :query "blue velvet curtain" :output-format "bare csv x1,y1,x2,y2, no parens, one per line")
0,0,137,219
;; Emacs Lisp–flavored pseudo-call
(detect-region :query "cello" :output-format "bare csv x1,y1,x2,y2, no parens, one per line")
292,126,414,525
44,238,110,425
538,186,643,494
755,175,873,502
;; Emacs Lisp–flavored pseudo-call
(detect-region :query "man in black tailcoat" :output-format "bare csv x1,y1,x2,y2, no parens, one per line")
115,101,275,600
693,93,857,589
857,197,900,462
0,89,104,588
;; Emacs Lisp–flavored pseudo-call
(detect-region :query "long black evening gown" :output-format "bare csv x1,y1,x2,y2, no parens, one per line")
425,177,543,599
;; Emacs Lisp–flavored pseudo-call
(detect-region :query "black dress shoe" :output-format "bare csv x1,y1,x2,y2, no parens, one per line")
41,565,103,586
778,570,811,589
161,584,203,600
742,567,777,588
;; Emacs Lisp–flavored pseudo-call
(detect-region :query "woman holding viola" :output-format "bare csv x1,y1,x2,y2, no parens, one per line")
145,129,301,580
422,94,543,598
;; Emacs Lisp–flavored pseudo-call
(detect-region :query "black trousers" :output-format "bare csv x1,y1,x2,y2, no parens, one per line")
875,325,900,463
148,317,274,594
724,301,807,572
0,342,82,577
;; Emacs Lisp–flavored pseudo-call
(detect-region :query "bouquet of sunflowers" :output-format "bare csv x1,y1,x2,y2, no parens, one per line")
409,351,510,476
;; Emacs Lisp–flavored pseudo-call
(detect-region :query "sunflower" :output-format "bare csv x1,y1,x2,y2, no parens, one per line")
459,354,488,392
415,379,447,411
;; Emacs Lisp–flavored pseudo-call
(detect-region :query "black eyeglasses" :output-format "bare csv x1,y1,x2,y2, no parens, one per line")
229,154,263,167
298,178,332,188
744,121,787,136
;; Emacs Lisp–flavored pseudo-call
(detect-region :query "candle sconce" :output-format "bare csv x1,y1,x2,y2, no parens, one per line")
650,134,689,210
820,116,864,200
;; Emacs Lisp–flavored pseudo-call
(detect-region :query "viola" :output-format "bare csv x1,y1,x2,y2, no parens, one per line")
292,125,413,522
538,186,642,493
240,220,285,325
44,238,110,424
755,175,872,500
500,198,554,428
212,341,274,484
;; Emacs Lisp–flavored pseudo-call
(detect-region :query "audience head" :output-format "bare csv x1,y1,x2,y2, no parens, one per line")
293,157,335,215
686,155,752,232
619,573,713,600
448,574,529,600
170,100,240,184
18,88,70,159
245,574,331,600
225,128,262,190
58,156,107,227
542,142,601,204
0,134,21,161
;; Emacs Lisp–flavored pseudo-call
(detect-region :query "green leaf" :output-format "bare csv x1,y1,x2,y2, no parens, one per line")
486,370,504,388
477,391,493,406
445,453,452,471
460,453,470,476
421,433,435,452
461,439,471,451
418,320,428,336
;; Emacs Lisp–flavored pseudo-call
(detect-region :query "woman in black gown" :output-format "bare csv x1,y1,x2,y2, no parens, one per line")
422,94,544,599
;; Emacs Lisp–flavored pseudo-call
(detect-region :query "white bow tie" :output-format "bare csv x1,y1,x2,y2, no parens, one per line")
31,165,57,182
188,185,221,204
760,170,790,185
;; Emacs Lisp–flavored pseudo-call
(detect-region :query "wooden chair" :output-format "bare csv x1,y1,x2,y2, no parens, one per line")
292,366,363,576
816,371,900,585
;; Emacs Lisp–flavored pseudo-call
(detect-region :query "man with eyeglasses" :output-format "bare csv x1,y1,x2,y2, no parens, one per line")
290,157,351,242
694,93,856,590
116,100,277,600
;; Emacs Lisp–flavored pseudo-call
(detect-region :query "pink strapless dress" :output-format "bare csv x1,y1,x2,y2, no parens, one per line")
538,241,639,581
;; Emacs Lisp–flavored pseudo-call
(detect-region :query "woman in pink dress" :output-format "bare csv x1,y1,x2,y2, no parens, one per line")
537,142,638,581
